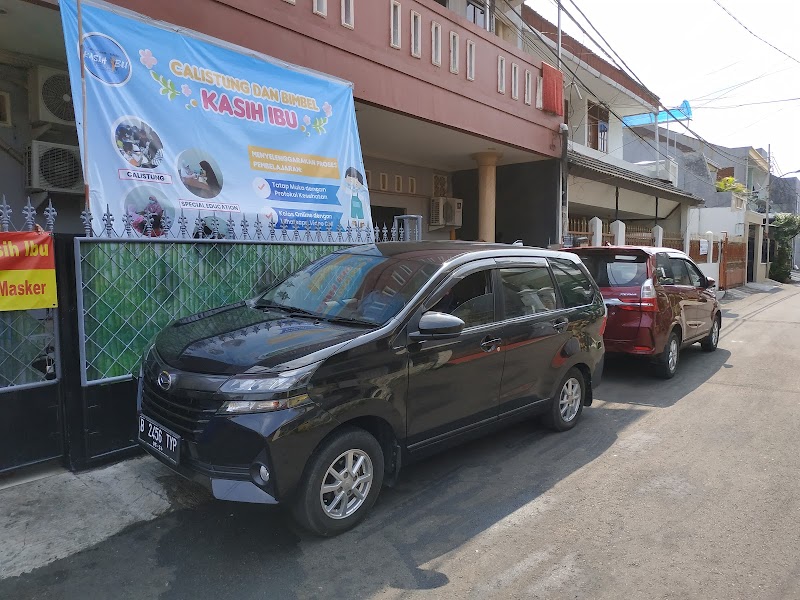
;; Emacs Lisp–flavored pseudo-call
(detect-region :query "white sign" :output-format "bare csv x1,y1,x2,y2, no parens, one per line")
700,239,709,256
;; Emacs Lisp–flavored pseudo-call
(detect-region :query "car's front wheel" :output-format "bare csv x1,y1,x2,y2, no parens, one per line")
701,315,721,352
292,427,384,536
545,368,586,432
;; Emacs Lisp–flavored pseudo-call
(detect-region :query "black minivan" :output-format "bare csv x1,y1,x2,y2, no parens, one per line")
137,242,605,535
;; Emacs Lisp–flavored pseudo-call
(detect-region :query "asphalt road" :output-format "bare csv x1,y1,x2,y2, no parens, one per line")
3,285,800,600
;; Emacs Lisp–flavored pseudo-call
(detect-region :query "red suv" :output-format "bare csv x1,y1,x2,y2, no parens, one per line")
572,247,721,378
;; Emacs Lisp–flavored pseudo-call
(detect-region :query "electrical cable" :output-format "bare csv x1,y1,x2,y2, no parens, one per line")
708,0,800,66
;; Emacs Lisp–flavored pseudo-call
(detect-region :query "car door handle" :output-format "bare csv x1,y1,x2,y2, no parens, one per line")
552,317,569,332
480,337,502,352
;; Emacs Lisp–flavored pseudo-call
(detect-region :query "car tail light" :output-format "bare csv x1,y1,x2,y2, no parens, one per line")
639,278,658,312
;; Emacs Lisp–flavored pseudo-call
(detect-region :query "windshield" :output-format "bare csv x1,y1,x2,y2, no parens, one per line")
579,253,648,288
257,253,439,325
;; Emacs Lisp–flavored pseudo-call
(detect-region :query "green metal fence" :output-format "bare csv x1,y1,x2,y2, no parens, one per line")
77,239,343,383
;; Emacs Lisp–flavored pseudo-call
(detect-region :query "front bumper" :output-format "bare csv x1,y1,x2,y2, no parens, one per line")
138,438,278,505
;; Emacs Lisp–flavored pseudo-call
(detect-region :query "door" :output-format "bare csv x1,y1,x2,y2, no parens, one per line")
668,257,702,341
495,262,570,416
747,225,756,282
405,264,505,449
685,259,715,336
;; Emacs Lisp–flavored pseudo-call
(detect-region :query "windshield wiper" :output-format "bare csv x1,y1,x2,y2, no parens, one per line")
324,315,377,327
255,302,321,319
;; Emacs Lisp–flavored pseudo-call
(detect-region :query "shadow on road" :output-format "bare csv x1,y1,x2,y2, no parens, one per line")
0,346,732,599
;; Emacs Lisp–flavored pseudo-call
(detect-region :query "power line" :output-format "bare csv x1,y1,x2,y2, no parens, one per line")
693,97,800,110
709,0,800,66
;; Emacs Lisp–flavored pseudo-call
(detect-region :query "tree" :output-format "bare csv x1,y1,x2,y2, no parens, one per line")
768,213,800,282
715,176,747,194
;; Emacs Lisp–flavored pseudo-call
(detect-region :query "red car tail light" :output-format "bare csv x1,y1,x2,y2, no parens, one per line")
639,278,658,312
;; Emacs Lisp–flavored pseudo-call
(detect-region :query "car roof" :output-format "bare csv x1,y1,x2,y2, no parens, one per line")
339,241,584,266
568,245,690,258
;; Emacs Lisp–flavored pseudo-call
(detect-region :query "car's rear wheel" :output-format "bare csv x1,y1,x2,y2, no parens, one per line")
701,315,721,352
291,427,384,536
654,330,680,379
544,368,585,432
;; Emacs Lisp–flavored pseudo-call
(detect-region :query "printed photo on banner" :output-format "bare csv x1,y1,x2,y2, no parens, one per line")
124,186,175,237
113,116,164,169
177,148,223,199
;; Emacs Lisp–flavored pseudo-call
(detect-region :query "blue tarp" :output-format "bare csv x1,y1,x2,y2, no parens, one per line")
622,101,692,127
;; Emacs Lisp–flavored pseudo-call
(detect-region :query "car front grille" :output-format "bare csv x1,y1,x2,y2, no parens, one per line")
140,379,222,441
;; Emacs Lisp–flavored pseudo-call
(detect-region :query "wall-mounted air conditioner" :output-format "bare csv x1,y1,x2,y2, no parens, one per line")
28,66,76,127
25,141,84,194
430,197,463,228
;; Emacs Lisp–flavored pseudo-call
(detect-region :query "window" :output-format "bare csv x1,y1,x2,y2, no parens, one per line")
511,63,519,100
669,258,692,286
410,11,421,57
282,0,296,4
550,258,595,307
434,0,447,6
341,0,354,28
449,32,459,74
499,267,559,318
430,271,495,328
394,175,403,192
684,260,705,288
655,252,675,285
371,205,405,229
466,41,476,81
0,92,10,127
467,1,486,29
497,56,506,94
588,101,609,153
762,237,775,263
380,172,389,191
365,170,372,188
313,0,327,17
408,176,417,194
580,253,648,288
390,1,401,49
431,22,442,66
524,70,532,105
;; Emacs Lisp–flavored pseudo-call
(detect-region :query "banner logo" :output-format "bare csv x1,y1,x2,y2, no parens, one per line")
82,33,132,86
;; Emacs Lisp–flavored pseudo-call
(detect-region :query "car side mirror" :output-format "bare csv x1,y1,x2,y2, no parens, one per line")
705,277,716,289
409,311,465,341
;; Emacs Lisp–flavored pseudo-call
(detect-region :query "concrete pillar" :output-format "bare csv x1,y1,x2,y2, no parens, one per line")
652,224,664,247
472,151,502,242
706,231,714,264
589,216,603,246
611,220,626,246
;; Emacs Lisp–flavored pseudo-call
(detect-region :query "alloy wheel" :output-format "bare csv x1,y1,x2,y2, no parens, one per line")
559,377,582,422
319,449,374,520
668,338,679,372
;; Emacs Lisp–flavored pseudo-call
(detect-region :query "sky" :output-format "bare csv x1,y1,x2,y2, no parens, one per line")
525,0,800,181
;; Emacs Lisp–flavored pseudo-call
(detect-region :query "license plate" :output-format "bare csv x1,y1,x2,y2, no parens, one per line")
138,414,180,464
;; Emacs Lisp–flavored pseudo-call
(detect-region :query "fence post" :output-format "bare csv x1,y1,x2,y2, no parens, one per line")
652,224,664,247
706,231,714,264
611,220,626,245
589,217,603,246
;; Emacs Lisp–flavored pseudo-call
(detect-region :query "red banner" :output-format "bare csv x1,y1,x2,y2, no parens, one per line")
0,232,58,311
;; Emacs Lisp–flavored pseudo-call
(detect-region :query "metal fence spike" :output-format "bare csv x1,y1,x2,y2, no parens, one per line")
1,195,11,232
23,197,36,231
80,209,93,237
44,199,57,232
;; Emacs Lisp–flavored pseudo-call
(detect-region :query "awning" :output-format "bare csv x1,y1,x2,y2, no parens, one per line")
568,150,702,205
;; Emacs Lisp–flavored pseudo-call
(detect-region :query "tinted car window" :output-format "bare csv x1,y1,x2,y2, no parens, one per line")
580,253,648,288
550,258,595,308
669,258,692,286
430,270,494,328
684,260,705,288
258,253,437,325
499,267,559,318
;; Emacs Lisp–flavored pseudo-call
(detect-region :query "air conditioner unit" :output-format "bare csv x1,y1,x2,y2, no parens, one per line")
25,141,84,194
430,197,463,228
28,66,76,127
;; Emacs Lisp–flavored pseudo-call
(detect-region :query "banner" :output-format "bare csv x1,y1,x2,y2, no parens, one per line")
0,233,58,311
60,0,371,239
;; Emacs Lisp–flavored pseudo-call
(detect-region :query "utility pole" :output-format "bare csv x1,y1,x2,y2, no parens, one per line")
766,144,771,268
556,0,566,245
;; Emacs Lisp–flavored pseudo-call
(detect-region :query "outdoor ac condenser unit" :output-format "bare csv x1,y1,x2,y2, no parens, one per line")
26,141,84,194
28,66,76,127
430,197,463,228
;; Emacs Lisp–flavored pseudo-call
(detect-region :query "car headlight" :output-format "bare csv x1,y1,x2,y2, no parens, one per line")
218,364,317,414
